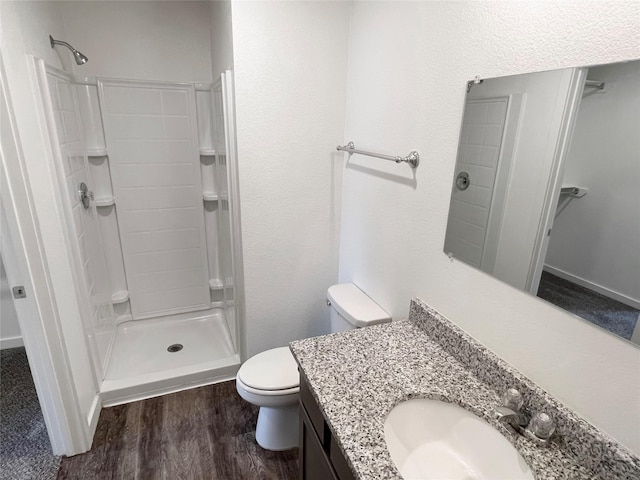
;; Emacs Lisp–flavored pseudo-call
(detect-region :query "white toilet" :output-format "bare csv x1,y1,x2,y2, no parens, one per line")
235,283,391,450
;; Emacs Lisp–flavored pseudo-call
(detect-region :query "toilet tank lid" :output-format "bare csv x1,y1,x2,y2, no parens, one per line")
327,283,391,327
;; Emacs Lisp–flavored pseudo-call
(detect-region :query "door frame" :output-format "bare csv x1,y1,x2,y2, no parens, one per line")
0,54,92,455
526,68,588,294
480,93,524,273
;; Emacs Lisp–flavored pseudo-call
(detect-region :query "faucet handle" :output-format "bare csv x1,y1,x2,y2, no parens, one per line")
502,388,524,411
530,412,555,440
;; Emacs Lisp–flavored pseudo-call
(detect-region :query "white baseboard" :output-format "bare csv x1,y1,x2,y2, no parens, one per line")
0,335,24,350
87,394,102,439
543,265,640,310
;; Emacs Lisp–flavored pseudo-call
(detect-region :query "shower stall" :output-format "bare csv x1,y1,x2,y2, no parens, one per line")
33,59,242,405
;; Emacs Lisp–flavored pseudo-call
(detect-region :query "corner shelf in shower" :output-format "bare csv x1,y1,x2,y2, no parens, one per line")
94,195,116,207
199,148,216,156
203,192,219,202
560,184,588,197
87,147,108,157
209,279,234,290
111,290,130,304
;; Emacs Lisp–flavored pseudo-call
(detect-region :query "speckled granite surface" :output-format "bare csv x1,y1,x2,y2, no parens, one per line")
290,298,640,480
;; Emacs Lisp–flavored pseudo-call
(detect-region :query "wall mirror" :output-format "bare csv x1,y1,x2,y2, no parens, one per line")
444,59,640,346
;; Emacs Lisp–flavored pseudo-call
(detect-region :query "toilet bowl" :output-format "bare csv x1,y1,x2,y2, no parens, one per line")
236,283,391,451
235,347,300,450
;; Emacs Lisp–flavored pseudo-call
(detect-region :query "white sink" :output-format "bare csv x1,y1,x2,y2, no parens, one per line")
384,398,535,480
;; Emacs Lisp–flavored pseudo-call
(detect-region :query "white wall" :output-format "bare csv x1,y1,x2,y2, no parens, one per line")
210,0,234,79
231,1,350,357
0,255,22,349
339,1,640,454
545,61,640,307
59,1,213,83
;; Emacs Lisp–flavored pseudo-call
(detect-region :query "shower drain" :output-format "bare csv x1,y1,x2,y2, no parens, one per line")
167,343,184,353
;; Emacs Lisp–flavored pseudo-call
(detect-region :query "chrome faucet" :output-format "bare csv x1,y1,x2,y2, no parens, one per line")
494,388,556,445
494,405,529,431
494,388,529,433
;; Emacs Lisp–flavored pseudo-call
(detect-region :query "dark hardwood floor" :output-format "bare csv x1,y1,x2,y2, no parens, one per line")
57,381,299,480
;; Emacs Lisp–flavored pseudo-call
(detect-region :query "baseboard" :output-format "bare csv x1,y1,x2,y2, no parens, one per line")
0,335,24,350
543,265,640,310
87,394,102,439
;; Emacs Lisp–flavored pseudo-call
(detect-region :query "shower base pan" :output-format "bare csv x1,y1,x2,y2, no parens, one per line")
100,310,240,406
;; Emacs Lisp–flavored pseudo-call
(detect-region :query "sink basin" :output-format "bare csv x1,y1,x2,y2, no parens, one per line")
384,398,534,479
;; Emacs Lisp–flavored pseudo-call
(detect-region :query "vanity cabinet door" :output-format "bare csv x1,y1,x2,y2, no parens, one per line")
300,374,327,440
299,372,356,480
300,402,338,480
328,438,355,480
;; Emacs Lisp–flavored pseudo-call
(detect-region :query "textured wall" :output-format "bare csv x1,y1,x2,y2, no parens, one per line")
60,1,213,83
231,1,350,357
210,0,234,79
340,1,640,453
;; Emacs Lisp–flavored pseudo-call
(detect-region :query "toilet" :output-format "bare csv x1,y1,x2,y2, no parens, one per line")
236,283,391,450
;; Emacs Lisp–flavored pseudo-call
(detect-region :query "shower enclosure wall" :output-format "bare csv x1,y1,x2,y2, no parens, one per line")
36,60,242,406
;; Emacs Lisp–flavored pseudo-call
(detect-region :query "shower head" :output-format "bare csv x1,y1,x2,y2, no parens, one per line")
49,35,88,65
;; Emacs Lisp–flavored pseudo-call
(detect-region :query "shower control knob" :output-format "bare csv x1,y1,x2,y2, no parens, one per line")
78,182,94,209
456,171,470,191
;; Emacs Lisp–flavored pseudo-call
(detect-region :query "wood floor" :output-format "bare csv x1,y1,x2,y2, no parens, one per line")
57,381,299,480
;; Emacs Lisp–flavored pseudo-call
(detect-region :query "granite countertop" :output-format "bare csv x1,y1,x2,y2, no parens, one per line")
289,299,640,480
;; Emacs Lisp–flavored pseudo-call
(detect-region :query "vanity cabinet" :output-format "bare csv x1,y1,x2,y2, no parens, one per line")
299,373,355,480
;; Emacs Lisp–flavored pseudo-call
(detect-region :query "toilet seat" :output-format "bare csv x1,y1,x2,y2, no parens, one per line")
237,346,299,392
236,375,300,397
235,346,300,414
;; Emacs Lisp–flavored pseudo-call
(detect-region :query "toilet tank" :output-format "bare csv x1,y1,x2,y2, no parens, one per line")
327,283,391,333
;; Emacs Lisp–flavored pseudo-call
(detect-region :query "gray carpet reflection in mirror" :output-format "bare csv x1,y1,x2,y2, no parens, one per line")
537,271,639,341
